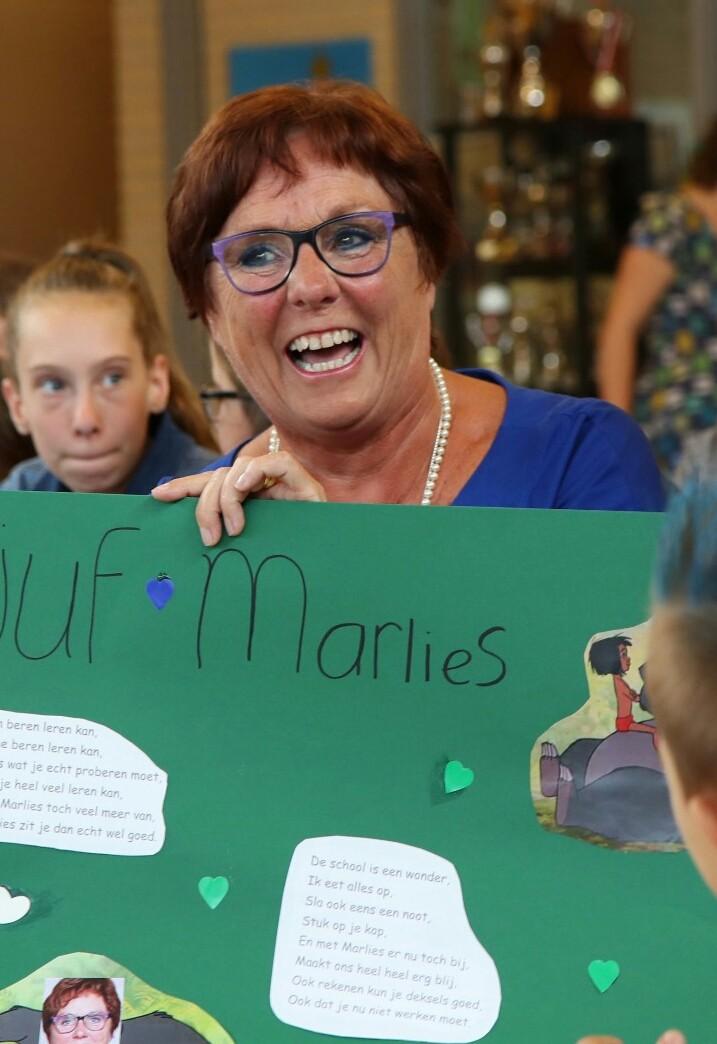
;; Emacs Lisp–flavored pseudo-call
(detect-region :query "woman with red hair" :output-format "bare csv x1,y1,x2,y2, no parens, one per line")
42,979,120,1044
154,81,663,539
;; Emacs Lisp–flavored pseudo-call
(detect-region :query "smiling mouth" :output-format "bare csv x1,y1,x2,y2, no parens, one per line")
287,328,362,373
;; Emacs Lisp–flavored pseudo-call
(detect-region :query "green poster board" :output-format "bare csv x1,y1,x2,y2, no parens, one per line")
0,492,712,1044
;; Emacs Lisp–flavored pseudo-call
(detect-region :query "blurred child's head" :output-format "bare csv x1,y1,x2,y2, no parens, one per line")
2,241,214,492
649,481,717,893
202,340,268,452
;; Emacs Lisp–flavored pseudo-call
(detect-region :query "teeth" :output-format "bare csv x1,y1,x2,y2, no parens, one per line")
289,328,359,353
294,344,360,373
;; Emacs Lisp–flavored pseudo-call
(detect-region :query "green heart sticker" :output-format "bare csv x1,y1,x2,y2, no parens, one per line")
198,875,229,910
444,759,475,794
588,959,620,993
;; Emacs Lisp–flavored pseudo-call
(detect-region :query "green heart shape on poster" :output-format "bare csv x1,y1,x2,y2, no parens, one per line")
588,959,620,993
198,876,229,910
443,759,475,794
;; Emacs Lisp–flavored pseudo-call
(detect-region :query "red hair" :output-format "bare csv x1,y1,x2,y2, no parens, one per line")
166,80,464,320
42,978,121,1036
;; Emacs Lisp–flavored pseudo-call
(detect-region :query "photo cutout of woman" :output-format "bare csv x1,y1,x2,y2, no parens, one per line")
40,978,124,1044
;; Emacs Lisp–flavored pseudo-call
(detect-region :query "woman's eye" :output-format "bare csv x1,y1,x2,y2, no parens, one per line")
236,242,284,270
330,226,377,253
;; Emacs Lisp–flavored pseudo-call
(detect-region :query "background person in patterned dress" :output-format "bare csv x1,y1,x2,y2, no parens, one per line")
597,118,717,474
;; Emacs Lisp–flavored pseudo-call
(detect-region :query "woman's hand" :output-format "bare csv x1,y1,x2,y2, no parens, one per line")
151,450,326,545
577,1031,685,1044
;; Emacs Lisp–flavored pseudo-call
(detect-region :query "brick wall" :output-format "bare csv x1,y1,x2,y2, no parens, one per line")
0,0,116,259
112,0,402,356
112,0,170,324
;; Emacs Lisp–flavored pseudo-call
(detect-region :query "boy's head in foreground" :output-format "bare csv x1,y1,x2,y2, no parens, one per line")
650,480,717,894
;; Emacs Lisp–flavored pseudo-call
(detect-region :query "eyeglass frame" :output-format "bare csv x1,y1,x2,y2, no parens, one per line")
199,387,255,422
199,388,253,405
207,210,410,296
50,1012,113,1034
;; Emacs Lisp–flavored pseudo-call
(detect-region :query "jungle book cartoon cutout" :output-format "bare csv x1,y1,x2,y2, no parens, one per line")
530,622,682,851
0,954,232,1044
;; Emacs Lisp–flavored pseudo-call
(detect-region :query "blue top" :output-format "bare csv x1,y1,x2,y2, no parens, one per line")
203,369,666,511
0,412,216,494
452,369,664,510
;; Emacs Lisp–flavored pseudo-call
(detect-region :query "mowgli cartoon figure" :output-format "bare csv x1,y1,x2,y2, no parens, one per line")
588,635,656,738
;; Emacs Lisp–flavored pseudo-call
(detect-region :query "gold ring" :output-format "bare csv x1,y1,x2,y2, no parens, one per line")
261,476,277,490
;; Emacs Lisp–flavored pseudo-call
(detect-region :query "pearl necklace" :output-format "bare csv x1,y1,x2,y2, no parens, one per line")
267,357,452,506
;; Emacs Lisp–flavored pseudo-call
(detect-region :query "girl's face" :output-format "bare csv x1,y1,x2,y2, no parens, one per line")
47,990,114,1044
2,291,169,493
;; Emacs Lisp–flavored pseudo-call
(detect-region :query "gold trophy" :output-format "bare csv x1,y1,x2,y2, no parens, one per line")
514,43,559,118
584,5,628,111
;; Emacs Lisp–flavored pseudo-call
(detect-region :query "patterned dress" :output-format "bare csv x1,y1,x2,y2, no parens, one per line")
631,191,717,472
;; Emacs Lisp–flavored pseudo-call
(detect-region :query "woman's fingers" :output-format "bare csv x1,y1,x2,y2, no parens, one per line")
195,467,238,545
576,1037,623,1044
152,451,327,547
152,467,240,546
233,451,327,503
215,451,326,540
577,1033,685,1044
151,471,216,501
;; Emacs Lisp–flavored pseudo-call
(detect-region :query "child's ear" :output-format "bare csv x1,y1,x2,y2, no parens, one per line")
1,377,30,435
688,789,717,846
146,354,170,415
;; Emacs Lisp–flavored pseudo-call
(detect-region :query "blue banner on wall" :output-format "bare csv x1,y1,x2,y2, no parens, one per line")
229,38,372,96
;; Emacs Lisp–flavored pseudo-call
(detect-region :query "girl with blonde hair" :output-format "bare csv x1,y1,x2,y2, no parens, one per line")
1,240,216,494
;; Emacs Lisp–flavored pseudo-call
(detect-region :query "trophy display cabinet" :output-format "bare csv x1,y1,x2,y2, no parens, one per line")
435,116,650,394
